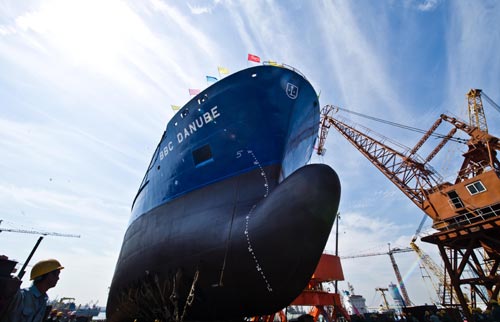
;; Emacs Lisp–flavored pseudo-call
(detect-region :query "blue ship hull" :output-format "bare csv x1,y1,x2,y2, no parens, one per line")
107,65,341,321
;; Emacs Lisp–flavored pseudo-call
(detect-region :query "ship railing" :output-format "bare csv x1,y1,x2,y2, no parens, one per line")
432,202,500,231
262,61,307,80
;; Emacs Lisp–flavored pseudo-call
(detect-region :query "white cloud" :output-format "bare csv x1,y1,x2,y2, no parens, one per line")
416,0,440,12
186,0,223,15
0,25,15,35
0,184,127,225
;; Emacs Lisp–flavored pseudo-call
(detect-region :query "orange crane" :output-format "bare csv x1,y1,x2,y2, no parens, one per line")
341,244,413,306
317,89,500,321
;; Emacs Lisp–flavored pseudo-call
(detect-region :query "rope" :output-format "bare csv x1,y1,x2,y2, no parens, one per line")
332,106,468,144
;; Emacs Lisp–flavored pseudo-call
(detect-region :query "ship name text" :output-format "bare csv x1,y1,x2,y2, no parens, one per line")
160,106,221,161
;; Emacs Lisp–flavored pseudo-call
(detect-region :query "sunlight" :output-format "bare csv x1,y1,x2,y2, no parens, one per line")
16,0,143,71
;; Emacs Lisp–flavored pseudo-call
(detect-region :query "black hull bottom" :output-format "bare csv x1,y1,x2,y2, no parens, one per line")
107,164,341,321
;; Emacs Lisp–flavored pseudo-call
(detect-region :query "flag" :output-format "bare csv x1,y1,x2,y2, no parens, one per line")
171,105,181,110
206,76,218,84
218,66,229,75
248,53,260,63
189,88,201,96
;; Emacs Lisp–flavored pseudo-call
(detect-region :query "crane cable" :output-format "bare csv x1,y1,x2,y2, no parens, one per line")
332,106,468,144
482,92,500,114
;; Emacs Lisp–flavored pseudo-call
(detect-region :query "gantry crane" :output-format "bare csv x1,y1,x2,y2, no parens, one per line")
341,244,413,306
317,89,500,321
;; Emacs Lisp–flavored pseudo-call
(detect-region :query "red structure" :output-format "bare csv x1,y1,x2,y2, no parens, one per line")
252,254,350,322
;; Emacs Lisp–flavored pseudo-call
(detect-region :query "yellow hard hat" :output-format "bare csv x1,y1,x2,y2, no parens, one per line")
30,259,64,280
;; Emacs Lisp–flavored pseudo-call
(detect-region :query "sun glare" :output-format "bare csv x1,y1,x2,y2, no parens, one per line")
16,0,141,70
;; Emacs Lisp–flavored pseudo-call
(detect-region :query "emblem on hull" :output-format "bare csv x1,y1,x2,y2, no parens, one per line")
286,83,298,99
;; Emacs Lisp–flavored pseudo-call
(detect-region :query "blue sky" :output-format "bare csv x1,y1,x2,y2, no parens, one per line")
1,0,499,311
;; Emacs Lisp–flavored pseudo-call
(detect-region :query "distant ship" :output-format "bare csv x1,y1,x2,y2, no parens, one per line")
388,282,406,309
342,283,369,316
107,64,341,321
48,297,100,319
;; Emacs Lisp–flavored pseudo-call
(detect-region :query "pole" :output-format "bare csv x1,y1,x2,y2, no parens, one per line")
17,236,44,279
335,213,339,294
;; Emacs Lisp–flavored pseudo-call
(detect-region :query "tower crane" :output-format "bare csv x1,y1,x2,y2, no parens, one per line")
409,241,461,305
466,88,500,133
317,89,500,321
0,220,80,279
341,244,413,306
0,220,80,238
375,287,391,311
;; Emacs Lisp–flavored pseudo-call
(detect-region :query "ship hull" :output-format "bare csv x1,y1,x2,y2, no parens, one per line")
108,163,340,321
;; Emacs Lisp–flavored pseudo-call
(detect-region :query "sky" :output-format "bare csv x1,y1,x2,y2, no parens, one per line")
1,0,499,312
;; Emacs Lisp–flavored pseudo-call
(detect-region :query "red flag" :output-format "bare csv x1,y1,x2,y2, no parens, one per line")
189,88,201,96
247,53,260,63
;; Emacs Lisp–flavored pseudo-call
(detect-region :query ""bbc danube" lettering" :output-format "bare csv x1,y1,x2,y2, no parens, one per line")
159,106,221,161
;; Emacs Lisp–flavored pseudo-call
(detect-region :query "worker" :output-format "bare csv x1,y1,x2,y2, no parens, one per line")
472,307,484,322
0,259,64,322
489,299,500,322
429,311,440,322
46,309,58,321
67,311,77,322
437,310,450,322
411,313,421,322
423,310,431,322
55,311,65,322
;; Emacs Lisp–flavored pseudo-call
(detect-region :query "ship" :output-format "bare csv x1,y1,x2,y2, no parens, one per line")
342,283,369,316
106,63,341,322
48,297,101,319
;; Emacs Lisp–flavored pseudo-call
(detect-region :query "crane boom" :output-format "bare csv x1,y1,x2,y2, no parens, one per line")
1,220,80,279
341,247,413,259
0,227,80,238
319,105,442,212
409,241,461,305
0,220,80,238
318,106,500,225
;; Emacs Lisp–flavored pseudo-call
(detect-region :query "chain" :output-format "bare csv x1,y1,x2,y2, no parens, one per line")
180,269,200,322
